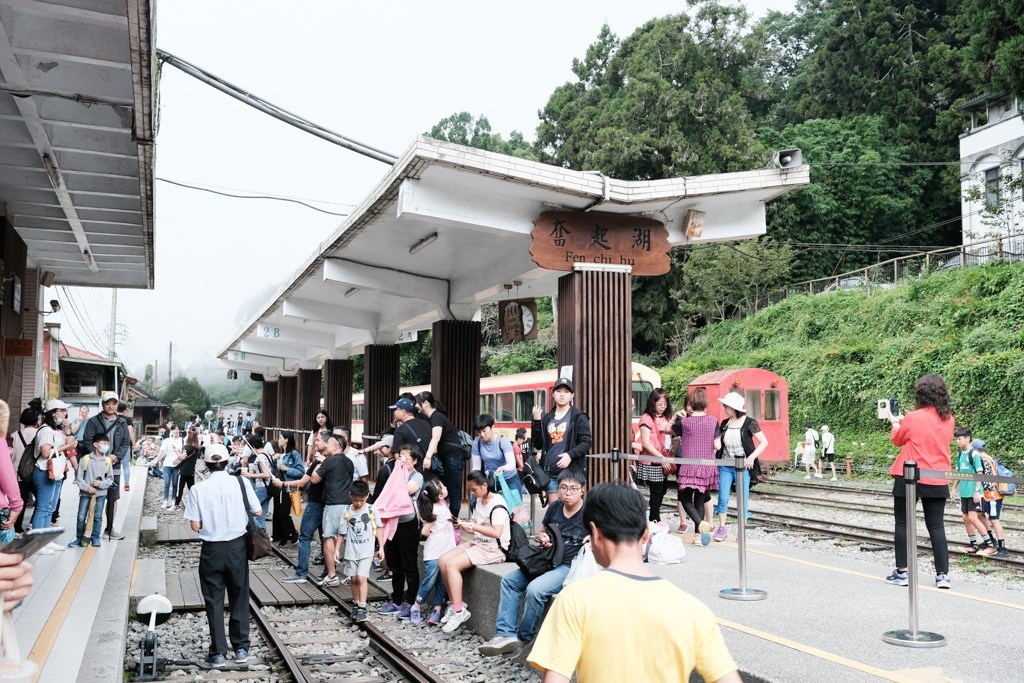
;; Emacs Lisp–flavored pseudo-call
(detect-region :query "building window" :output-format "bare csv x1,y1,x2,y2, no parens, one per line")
985,167,1000,208
764,391,781,421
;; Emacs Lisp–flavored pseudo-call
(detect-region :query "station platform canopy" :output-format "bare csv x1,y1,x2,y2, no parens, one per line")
0,0,156,288
219,137,809,377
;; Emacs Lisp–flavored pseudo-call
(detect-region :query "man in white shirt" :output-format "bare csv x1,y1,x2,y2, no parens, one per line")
183,443,262,668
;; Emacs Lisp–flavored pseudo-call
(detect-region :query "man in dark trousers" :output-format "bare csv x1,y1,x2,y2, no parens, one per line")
184,443,262,667
82,391,129,540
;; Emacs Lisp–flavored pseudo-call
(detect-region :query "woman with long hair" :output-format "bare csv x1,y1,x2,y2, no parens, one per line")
240,434,273,529
885,374,955,589
712,391,767,542
273,431,304,544
173,428,201,509
674,388,719,544
32,400,76,546
415,390,465,518
306,409,333,463
636,388,674,522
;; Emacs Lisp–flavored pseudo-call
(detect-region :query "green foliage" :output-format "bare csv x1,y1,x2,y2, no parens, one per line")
659,261,1024,471
207,379,262,409
160,376,212,417
168,401,194,429
426,113,540,160
956,0,1024,100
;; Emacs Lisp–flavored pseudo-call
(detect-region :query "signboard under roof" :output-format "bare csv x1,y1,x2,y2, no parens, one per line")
530,211,670,275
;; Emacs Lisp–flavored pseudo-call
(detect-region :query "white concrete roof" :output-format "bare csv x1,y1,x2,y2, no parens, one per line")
0,0,155,288
219,136,809,376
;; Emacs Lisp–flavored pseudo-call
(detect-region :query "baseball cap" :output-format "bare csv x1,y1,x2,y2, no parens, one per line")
101,391,118,404
204,443,229,463
970,438,986,451
553,377,574,392
370,434,394,450
388,397,416,412
44,398,72,412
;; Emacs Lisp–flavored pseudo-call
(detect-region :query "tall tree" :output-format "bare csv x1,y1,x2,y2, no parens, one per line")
426,113,539,160
160,376,211,417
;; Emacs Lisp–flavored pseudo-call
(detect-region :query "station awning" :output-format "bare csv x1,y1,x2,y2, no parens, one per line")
0,0,156,288
219,136,809,376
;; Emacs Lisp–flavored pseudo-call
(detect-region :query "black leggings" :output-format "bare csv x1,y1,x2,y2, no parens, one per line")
894,494,949,575
385,519,421,605
680,487,710,528
646,480,667,522
175,475,195,506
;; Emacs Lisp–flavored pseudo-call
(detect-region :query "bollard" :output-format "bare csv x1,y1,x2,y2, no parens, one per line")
611,447,621,483
882,461,945,647
845,455,853,479
720,456,767,601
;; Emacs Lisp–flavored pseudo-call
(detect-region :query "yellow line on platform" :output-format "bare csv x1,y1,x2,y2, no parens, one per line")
27,547,95,681
727,542,1024,611
718,618,924,682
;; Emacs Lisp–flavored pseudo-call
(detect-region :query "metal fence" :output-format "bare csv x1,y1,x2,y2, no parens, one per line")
782,233,1024,301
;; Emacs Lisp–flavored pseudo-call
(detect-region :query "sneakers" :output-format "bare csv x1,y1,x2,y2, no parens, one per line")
377,600,401,615
124,485,131,492
885,569,909,586
68,539,86,548
994,547,1010,558
830,476,838,481
396,603,412,619
712,526,728,542
352,606,369,623
410,603,422,626
37,546,55,556
318,574,340,587
234,648,249,663
161,500,171,509
107,530,125,541
479,636,523,657
341,576,352,585
676,523,687,534
312,554,325,565
935,573,951,589
427,606,442,626
813,473,823,479
698,521,712,546
206,654,227,667
441,607,471,634
803,475,811,480
91,539,102,548
281,573,307,583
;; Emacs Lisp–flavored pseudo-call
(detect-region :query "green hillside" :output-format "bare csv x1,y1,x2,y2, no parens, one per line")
658,261,1024,472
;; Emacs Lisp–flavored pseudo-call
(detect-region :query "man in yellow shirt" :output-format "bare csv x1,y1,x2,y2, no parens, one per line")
528,483,740,683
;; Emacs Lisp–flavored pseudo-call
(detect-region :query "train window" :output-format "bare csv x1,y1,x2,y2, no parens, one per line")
764,390,780,421
745,391,762,421
632,381,653,417
480,393,494,416
352,404,362,421
496,392,515,422
535,389,546,414
515,391,536,422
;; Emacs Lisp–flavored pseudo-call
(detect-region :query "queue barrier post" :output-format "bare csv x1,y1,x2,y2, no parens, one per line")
882,460,945,648
719,456,767,602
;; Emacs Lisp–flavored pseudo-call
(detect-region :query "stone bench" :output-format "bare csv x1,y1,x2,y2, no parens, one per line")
130,558,166,612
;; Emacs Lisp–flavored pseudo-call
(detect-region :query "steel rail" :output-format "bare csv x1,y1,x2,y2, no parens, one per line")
269,546,445,683
248,596,316,683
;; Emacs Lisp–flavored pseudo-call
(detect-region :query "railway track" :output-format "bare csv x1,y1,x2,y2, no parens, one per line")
237,546,445,683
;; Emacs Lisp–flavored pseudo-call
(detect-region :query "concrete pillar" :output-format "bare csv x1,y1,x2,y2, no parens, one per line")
277,375,298,431
296,368,322,436
323,358,354,429
363,345,400,443
557,269,633,486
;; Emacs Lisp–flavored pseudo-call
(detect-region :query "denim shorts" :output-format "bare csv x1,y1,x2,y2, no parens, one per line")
546,478,559,493
322,504,347,537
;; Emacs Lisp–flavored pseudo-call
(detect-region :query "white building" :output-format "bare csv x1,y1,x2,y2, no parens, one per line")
959,93,1024,253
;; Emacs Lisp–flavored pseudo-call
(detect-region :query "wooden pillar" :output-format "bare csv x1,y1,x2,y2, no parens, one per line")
431,320,481,433
277,375,298,431
557,269,633,486
296,368,322,438
323,359,354,428
363,345,400,443
261,379,278,431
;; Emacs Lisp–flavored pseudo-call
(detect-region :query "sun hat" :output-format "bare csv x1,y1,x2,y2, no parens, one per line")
44,398,72,412
718,392,746,413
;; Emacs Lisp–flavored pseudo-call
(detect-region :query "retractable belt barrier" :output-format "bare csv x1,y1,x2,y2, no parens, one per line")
588,449,767,602
879,459,1022,649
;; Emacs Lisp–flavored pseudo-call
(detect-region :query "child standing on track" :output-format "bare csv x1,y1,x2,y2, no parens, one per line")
953,427,996,555
973,439,1010,558
412,479,457,626
336,480,384,623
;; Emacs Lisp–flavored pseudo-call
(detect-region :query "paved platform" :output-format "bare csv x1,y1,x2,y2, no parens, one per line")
13,465,147,683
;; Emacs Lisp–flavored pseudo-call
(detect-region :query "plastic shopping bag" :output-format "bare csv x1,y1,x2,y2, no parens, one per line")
562,543,602,588
496,474,529,525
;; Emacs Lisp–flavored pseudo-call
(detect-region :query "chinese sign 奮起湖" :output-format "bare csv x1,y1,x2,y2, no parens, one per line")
530,211,669,275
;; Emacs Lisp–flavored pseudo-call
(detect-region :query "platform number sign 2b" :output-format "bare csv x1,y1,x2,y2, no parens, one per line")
262,326,281,338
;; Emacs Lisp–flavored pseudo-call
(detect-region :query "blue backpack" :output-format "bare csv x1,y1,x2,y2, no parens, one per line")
995,461,1016,496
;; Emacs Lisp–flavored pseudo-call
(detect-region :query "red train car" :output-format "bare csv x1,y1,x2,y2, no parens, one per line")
688,368,790,463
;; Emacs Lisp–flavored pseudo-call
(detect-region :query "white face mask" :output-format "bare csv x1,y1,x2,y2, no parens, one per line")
98,444,111,455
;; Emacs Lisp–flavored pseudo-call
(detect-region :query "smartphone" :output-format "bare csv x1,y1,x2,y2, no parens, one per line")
888,398,901,418
0,528,65,559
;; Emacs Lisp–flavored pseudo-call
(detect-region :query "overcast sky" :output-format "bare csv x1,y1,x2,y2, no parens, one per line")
52,0,795,383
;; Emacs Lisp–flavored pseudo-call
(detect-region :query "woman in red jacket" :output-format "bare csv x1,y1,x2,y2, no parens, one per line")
885,374,955,590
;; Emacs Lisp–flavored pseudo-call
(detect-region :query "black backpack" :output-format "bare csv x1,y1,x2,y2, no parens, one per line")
520,457,550,501
489,504,522,560
511,523,564,578
16,430,38,482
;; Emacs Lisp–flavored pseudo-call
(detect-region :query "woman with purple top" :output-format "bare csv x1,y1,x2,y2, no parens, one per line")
673,388,719,545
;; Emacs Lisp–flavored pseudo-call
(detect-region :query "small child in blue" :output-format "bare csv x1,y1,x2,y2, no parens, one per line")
412,480,457,626
69,431,114,548
336,480,383,623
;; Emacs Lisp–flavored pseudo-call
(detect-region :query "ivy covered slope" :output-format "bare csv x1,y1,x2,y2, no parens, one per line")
659,261,1024,471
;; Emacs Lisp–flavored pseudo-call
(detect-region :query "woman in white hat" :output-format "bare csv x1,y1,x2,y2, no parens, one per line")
32,399,77,550
712,391,767,542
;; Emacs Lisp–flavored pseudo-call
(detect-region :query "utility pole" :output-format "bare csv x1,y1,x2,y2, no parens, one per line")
154,359,159,389
168,342,172,384
108,288,117,359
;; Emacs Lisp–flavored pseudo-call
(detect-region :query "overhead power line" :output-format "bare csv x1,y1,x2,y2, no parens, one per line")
157,49,399,166
158,177,351,217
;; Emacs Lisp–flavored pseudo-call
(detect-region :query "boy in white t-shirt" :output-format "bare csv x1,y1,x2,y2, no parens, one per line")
336,480,383,623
